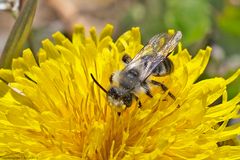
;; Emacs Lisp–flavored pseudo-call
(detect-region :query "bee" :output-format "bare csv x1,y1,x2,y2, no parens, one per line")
91,31,182,109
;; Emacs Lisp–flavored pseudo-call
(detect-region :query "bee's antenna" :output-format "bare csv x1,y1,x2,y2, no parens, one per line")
90,73,107,93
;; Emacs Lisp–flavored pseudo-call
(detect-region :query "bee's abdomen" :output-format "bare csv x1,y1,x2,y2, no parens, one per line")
152,58,173,76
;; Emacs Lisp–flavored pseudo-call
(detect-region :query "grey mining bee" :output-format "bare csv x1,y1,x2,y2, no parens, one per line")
91,30,182,110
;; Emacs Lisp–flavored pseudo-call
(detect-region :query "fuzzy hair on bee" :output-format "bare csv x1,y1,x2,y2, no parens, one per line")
91,30,182,111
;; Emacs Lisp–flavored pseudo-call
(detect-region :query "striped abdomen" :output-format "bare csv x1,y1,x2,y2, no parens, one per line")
152,58,173,76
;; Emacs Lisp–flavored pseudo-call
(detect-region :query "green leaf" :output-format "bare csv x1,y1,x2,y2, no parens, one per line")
164,0,211,46
218,5,240,36
0,0,38,68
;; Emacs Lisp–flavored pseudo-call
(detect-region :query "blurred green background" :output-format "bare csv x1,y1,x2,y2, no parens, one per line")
0,0,239,98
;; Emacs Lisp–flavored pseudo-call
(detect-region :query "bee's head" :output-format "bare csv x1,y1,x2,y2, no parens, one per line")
90,74,132,108
107,87,132,108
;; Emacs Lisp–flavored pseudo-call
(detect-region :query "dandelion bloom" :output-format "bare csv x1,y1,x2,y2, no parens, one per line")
0,24,240,159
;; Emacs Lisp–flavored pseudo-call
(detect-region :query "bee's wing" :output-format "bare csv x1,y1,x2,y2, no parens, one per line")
123,33,170,71
123,31,182,82
141,31,182,81
121,43,155,75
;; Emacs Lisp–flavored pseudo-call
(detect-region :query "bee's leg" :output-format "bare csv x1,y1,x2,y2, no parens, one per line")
141,82,153,98
122,54,132,64
109,73,114,83
150,80,175,100
133,94,142,108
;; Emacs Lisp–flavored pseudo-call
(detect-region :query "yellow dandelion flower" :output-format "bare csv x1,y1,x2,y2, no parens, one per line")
0,24,240,160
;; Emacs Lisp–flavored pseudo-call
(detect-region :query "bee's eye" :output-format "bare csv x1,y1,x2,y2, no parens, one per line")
108,87,119,99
